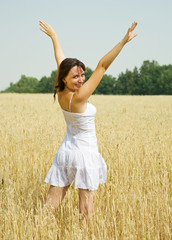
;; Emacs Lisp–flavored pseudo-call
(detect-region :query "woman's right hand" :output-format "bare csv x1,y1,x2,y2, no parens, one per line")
39,20,56,38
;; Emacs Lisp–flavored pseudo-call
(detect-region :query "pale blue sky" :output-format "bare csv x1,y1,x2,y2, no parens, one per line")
0,0,172,91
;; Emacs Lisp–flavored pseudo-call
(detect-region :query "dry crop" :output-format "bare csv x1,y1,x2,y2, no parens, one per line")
0,93,171,240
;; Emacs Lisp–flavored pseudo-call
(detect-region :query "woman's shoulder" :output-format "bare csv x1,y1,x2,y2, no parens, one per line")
57,90,74,100
57,90,75,110
58,90,79,100
57,90,87,113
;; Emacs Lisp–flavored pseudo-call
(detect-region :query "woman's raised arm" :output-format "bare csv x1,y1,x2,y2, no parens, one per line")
76,22,138,102
39,20,65,69
98,22,138,71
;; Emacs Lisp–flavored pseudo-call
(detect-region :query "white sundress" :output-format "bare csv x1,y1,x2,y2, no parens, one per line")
44,92,107,191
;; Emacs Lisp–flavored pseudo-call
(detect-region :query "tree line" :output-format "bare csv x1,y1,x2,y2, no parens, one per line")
1,60,172,95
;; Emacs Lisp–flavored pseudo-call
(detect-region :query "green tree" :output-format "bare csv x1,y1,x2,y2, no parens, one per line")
94,74,116,94
1,61,172,95
2,75,39,93
85,67,93,82
138,60,161,94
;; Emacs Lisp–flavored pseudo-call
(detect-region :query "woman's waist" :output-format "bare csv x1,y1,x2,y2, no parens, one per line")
67,128,96,137
60,139,98,152
61,132,98,150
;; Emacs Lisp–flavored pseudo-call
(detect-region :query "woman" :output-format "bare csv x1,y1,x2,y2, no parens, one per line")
39,20,138,224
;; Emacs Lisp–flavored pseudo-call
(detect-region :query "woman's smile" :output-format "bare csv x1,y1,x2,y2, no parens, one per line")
76,84,82,88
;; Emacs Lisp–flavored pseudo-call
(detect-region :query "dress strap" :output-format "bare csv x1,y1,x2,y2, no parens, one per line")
69,92,75,112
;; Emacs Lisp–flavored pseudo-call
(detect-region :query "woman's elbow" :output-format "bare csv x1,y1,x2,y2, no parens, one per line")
97,60,107,72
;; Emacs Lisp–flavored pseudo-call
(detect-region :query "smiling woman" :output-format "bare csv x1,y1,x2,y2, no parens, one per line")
39,20,138,226
54,57,86,96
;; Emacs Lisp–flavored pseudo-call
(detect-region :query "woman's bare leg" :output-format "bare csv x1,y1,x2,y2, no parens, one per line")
44,184,71,211
78,188,97,225
35,185,70,224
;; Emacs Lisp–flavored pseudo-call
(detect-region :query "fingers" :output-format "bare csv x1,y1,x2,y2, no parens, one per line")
40,20,47,26
128,27,131,33
39,21,48,30
129,33,138,41
40,28,47,34
132,33,138,38
130,21,138,31
39,20,49,35
129,22,138,40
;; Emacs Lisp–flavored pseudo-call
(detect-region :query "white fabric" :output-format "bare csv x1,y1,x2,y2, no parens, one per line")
44,101,107,191
69,92,74,112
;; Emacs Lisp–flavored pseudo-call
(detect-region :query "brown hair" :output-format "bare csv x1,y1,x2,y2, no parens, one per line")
54,58,85,101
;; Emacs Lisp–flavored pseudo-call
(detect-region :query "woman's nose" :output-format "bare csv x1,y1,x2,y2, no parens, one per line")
78,77,83,82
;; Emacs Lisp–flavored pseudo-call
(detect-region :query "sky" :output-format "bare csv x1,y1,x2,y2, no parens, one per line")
0,0,172,91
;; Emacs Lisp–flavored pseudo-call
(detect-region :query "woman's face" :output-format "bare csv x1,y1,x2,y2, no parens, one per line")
63,66,85,91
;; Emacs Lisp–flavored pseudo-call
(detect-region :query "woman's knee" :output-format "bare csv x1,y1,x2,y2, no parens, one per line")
45,184,70,209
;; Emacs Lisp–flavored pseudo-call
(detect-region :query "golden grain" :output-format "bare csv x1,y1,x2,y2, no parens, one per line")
0,94,171,240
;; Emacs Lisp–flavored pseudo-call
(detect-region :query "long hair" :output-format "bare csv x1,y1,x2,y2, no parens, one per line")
54,58,85,101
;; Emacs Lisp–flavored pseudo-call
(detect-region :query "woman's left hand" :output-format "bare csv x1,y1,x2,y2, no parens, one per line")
122,21,138,45
39,20,56,38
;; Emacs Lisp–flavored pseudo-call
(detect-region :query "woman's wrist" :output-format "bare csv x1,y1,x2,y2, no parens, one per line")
50,32,57,39
120,38,127,47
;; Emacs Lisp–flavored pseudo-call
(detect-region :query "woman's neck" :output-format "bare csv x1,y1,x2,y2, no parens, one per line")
64,85,76,93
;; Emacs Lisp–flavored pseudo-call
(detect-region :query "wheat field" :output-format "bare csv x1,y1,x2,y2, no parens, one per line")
0,93,171,240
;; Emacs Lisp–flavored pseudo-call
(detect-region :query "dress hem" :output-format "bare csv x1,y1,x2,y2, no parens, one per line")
44,178,106,191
